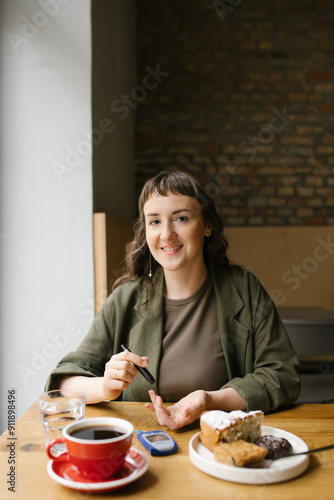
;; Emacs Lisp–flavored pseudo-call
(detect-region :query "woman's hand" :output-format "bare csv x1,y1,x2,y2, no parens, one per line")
102,350,149,401
60,350,149,404
145,389,208,430
145,388,247,430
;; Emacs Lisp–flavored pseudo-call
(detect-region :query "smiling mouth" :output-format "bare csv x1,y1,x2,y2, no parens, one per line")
161,245,183,252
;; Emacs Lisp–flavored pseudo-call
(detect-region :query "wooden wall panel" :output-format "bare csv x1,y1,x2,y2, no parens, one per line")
225,226,334,312
93,213,132,313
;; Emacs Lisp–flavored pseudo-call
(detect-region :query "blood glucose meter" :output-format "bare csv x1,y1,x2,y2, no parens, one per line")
137,430,178,456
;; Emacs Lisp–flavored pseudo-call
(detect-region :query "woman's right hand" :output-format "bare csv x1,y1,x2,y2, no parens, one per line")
59,350,149,403
101,350,149,401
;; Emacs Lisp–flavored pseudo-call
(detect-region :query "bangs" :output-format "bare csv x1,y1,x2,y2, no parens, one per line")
139,171,203,210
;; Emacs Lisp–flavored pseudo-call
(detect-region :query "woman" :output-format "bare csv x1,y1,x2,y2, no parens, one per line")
46,171,300,430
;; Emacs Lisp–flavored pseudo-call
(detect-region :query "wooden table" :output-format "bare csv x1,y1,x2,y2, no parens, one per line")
1,402,333,499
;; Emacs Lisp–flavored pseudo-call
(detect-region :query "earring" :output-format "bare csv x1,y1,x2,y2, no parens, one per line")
148,253,153,279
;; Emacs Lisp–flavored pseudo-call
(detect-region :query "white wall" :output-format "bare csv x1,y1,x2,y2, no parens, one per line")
0,0,94,433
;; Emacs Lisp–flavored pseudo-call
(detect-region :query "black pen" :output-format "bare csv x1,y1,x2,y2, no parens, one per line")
120,344,155,384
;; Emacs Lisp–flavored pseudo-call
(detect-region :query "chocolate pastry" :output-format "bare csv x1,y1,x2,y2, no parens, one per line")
253,435,293,460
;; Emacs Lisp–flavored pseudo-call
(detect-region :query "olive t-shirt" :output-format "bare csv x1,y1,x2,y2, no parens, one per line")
158,274,228,401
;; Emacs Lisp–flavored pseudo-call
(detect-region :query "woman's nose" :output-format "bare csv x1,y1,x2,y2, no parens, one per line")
161,222,175,240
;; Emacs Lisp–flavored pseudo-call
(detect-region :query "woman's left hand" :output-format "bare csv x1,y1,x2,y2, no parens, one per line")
145,389,208,430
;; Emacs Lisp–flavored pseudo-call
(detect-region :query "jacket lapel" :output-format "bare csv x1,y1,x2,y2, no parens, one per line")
210,263,250,379
125,275,165,400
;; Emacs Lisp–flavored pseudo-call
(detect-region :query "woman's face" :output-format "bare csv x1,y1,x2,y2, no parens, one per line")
143,192,211,277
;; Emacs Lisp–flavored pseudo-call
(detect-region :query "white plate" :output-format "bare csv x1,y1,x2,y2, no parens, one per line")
47,447,148,493
189,425,309,484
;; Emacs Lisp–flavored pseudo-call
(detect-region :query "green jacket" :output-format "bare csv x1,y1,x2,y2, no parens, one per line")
46,263,300,413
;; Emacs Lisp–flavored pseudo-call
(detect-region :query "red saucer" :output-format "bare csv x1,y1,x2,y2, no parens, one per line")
47,448,148,493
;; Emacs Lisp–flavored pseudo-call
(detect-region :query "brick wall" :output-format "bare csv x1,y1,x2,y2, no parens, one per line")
135,0,334,225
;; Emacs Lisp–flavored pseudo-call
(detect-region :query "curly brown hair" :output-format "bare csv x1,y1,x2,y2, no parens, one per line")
112,171,232,299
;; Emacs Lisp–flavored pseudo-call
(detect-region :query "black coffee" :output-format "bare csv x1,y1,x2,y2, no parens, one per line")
70,425,125,440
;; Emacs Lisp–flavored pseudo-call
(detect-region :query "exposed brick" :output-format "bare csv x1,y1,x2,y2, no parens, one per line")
257,167,294,175
319,103,334,113
320,41,334,50
289,92,308,101
203,144,220,155
223,145,237,154
266,217,287,224
322,135,334,144
248,217,265,225
252,113,272,121
316,188,334,197
297,187,314,197
216,155,230,164
240,42,256,50
193,155,211,164
297,208,314,216
246,156,267,166
289,217,304,224
293,147,315,156
258,186,275,196
269,197,286,206
137,135,172,146
296,126,320,134
317,146,334,155
308,198,324,207
167,147,198,154
248,197,267,206
288,198,304,206
225,217,247,226
294,114,322,123
136,0,334,226
268,176,299,186
308,71,334,80
306,217,325,225
278,187,295,196
314,166,333,176
306,177,323,187
281,136,315,145
276,208,294,216
269,157,302,165
314,83,334,92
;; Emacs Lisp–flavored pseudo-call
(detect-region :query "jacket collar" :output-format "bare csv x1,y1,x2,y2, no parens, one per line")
132,262,245,320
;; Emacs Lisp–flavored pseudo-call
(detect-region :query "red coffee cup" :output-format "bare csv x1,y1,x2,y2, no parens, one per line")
46,417,133,480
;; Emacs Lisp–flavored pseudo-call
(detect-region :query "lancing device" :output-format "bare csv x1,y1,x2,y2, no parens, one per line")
120,344,155,384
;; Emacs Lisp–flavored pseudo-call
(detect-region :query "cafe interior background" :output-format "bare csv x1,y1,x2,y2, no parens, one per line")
0,0,333,433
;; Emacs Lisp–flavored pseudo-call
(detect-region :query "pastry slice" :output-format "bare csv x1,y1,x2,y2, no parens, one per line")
214,439,268,467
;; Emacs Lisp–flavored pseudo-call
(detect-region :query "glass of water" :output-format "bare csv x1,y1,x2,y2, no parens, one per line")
38,389,86,454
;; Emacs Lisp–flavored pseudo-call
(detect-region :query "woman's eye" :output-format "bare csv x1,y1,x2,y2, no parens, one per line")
176,215,188,222
149,219,160,225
